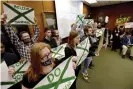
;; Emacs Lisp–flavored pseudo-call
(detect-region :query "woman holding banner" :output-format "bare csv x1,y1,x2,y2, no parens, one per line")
20,43,54,89
17,42,76,89
61,30,80,89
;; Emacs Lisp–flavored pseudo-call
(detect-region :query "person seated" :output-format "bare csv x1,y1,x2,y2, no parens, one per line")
121,32,133,60
43,28,57,48
52,29,62,46
0,41,19,66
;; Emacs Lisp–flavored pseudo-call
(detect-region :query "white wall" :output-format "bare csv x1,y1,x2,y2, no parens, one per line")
55,0,83,38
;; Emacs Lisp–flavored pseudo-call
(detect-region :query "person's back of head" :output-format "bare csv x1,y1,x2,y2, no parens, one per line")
71,23,77,30
125,31,131,38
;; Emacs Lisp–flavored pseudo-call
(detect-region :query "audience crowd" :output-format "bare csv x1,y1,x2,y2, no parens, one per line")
1,13,133,89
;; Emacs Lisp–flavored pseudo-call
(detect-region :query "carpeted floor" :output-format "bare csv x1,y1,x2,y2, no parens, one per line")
77,48,133,89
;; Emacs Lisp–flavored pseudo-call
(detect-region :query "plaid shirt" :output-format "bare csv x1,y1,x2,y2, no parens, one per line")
5,25,40,60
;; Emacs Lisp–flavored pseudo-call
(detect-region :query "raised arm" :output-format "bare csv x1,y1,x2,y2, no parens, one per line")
31,18,40,43
5,25,21,47
31,25,40,43
5,25,26,61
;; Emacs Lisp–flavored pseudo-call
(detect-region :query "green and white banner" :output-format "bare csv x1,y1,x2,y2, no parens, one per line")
0,61,14,89
34,57,76,89
76,14,85,24
10,60,30,83
0,37,91,89
3,3,35,25
96,28,105,37
0,44,67,89
76,37,90,66
51,43,67,60
0,60,30,89
83,19,94,25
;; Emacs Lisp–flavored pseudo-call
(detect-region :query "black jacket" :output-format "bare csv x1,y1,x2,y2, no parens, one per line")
43,37,57,48
1,52,19,66
87,36,98,57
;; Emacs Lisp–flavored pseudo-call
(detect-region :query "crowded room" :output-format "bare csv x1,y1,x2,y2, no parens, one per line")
0,0,133,89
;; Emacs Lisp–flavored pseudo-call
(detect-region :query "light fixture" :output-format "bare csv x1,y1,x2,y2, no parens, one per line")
84,0,97,4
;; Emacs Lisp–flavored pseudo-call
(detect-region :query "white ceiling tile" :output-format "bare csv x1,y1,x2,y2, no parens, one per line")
83,0,131,7
110,1,121,4
90,2,101,7
98,1,110,6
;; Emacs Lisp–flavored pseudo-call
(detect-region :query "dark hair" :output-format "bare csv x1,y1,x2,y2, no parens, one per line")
120,25,124,28
52,29,58,37
126,31,131,35
83,25,92,35
44,28,51,33
19,31,29,38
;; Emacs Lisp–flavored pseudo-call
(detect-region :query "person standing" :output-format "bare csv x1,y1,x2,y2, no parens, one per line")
112,26,121,51
61,30,80,89
2,14,40,61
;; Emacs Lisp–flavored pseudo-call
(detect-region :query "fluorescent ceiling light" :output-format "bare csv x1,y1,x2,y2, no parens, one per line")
84,0,97,4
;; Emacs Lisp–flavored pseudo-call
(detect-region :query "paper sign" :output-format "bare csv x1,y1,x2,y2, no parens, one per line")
34,57,76,89
76,14,85,24
83,19,94,25
51,43,67,60
96,28,105,37
125,22,133,28
0,60,30,89
76,37,91,66
0,61,15,89
3,3,35,25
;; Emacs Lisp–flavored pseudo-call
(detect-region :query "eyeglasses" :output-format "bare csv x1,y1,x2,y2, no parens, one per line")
41,52,52,62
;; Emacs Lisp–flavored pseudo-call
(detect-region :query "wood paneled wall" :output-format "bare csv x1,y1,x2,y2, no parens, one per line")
91,2,133,30
1,1,90,41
